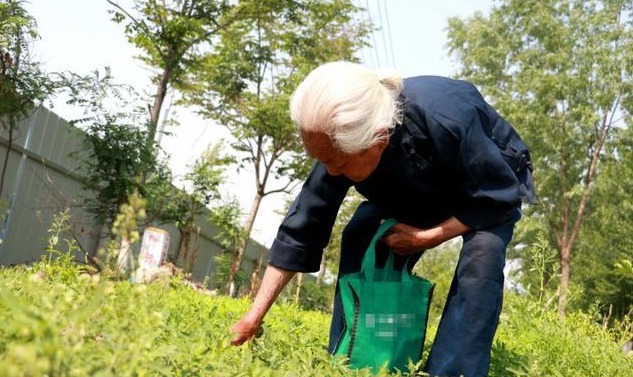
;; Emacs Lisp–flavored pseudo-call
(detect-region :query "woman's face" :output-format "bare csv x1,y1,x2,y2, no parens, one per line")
300,130,388,182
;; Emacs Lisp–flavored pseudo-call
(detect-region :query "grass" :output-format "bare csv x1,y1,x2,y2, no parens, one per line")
0,262,631,376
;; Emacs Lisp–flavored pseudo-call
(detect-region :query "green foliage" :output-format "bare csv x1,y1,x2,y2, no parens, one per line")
323,189,365,279
64,69,167,230
153,143,233,269
186,0,369,184
210,198,244,252
570,125,633,319
0,267,373,376
0,0,57,197
181,3,372,291
209,199,246,290
490,294,633,377
111,191,147,245
107,0,235,140
515,232,560,306
1,263,631,376
108,0,233,91
212,251,246,293
62,68,213,268
0,0,55,122
35,209,85,283
614,259,633,280
297,280,334,312
446,0,633,315
158,143,232,228
185,144,233,208
281,278,334,313
97,191,147,276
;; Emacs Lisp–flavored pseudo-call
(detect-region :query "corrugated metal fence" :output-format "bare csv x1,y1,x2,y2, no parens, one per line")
0,106,268,288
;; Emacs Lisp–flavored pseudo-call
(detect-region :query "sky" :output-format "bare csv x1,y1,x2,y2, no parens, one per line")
24,0,493,247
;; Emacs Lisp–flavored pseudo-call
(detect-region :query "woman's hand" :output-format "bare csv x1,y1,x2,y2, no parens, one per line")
228,265,296,346
230,312,263,346
382,217,471,255
382,223,434,255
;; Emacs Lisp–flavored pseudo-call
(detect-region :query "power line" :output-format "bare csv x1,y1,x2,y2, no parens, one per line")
375,0,391,67
364,0,382,67
381,0,396,67
355,0,397,69
353,0,371,66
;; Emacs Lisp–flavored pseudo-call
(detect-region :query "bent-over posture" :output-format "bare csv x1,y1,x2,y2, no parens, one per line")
230,61,535,377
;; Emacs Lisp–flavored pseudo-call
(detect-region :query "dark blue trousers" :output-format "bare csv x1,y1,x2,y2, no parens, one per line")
328,201,520,377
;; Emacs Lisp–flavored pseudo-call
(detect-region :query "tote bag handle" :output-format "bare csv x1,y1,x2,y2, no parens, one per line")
362,218,398,280
361,218,421,283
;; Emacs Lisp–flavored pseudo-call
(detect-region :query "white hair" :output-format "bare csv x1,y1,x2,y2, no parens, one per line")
289,61,403,154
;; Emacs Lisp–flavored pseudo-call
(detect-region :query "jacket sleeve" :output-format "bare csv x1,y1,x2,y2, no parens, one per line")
267,163,351,272
427,105,522,230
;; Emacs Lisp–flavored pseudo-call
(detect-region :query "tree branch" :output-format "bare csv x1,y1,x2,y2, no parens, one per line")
567,97,619,252
263,180,294,196
107,0,141,26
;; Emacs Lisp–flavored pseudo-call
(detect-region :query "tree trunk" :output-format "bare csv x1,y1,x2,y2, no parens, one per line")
294,272,303,304
226,190,263,296
141,67,171,185
174,227,189,262
148,67,171,144
226,239,244,296
89,220,101,255
558,246,571,318
188,225,201,272
248,252,264,299
555,111,609,317
0,125,14,198
316,253,327,287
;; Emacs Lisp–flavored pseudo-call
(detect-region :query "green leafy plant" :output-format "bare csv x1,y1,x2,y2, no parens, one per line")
522,232,561,308
1,261,632,376
98,191,147,277
0,0,57,197
35,209,83,283
281,278,334,313
490,294,633,377
209,198,246,295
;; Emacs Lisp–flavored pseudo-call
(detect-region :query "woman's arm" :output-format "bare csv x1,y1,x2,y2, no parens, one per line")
230,265,296,346
383,216,470,255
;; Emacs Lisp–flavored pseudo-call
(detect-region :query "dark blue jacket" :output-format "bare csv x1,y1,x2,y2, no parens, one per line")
269,76,535,272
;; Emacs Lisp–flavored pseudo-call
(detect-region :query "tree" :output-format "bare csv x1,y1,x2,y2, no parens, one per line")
63,69,167,258
64,68,238,277
209,197,245,292
572,125,633,320
155,143,233,270
446,0,633,316
183,0,371,296
107,0,238,145
64,70,156,222
0,0,55,197
285,188,363,310
318,189,364,285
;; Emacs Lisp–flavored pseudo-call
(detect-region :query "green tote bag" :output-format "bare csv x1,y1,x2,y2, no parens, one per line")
333,218,435,373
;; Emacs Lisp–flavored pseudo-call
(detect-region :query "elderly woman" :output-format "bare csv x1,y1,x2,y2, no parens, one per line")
230,61,535,377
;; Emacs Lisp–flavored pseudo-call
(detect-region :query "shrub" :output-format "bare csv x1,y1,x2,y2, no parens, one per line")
0,267,403,376
490,293,633,376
